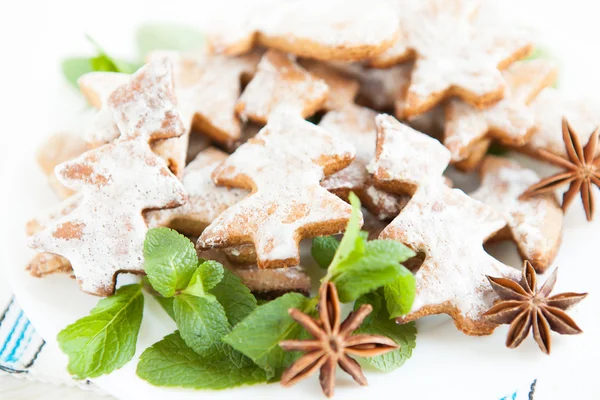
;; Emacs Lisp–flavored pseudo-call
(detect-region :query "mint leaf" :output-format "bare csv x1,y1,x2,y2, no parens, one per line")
384,267,416,318
153,295,175,320
331,240,415,303
144,228,199,298
311,236,339,268
62,58,95,88
183,260,224,297
57,284,144,379
211,269,257,326
330,192,363,269
135,23,204,56
137,332,267,389
173,293,230,357
355,291,417,372
223,293,311,379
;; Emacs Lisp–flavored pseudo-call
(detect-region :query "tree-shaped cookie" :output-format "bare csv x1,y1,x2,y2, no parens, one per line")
370,0,532,117
444,59,558,170
526,88,600,158
320,105,408,220
371,114,519,335
197,112,356,269
146,147,248,236
206,0,400,61
29,60,187,296
236,50,329,123
470,156,563,273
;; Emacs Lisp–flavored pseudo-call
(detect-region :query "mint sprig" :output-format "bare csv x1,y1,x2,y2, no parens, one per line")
211,269,257,326
311,236,339,268
355,291,417,371
57,284,144,379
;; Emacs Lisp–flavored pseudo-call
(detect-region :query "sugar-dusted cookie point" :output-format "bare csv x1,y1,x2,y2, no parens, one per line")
444,59,558,169
197,112,356,269
368,114,450,196
207,0,400,61
320,106,407,220
526,88,600,159
146,147,248,236
236,50,329,123
370,0,533,117
471,156,563,273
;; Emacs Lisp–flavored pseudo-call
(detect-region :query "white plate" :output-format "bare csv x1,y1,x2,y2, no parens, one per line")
1,1,599,399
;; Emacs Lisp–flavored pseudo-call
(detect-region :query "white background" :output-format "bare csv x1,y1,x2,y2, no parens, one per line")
1,1,599,399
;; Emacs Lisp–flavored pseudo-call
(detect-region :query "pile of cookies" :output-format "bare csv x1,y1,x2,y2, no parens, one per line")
26,0,598,336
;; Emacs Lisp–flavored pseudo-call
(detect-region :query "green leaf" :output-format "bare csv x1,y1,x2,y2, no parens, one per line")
331,240,415,303
183,260,224,297
153,295,175,320
210,269,257,326
61,58,94,88
173,293,230,357
137,332,267,389
135,23,204,56
57,284,144,379
311,236,339,268
143,228,199,298
355,291,417,372
384,267,416,318
329,192,364,270
223,293,311,379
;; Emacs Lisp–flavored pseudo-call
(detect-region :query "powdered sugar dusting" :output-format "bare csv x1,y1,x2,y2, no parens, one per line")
198,112,355,268
78,72,130,109
444,59,558,161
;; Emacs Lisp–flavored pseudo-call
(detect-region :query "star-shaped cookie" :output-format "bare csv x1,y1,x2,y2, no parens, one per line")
145,147,248,236
470,156,563,273
444,59,558,170
320,105,408,220
236,50,329,123
197,112,356,269
206,0,400,61
29,60,187,296
371,114,518,335
370,0,532,117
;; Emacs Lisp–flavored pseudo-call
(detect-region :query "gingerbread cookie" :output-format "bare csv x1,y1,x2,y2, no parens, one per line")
29,61,187,296
207,0,400,61
444,59,558,170
470,156,563,273
236,50,329,124
299,60,359,111
371,115,519,335
370,0,532,117
197,112,356,269
36,132,87,199
320,105,408,220
526,88,600,158
145,147,248,236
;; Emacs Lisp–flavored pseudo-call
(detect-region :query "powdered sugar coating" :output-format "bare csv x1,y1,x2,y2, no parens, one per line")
197,112,356,268
371,0,532,116
300,60,359,111
470,156,562,272
207,0,400,61
320,105,406,220
368,114,450,194
528,88,600,157
444,59,558,162
78,72,130,109
236,51,329,123
146,147,248,234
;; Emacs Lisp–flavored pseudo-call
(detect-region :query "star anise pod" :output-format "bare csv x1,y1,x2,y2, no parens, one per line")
521,117,600,221
483,260,587,354
279,281,398,397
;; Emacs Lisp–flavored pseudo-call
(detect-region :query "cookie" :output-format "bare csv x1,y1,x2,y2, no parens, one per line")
145,147,248,236
320,105,408,220
26,253,73,278
28,60,187,296
370,0,533,117
470,156,563,273
236,50,329,124
207,0,400,61
221,244,257,266
197,112,356,269
35,132,87,199
371,114,519,335
444,59,558,170
525,88,600,159
299,60,360,111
